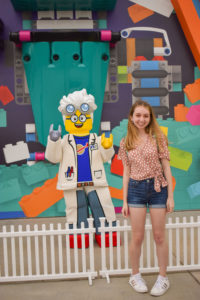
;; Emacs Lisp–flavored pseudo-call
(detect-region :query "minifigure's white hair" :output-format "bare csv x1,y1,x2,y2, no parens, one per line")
58,89,97,123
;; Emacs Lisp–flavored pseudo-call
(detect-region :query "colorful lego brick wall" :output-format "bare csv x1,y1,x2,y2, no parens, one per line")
0,0,200,219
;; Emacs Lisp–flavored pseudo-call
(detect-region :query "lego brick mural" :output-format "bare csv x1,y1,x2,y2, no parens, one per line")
0,0,200,220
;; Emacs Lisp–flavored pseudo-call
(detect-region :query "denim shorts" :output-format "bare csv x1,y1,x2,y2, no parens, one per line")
127,178,168,208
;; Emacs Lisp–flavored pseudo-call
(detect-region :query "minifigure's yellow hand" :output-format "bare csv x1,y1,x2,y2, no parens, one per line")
101,133,113,149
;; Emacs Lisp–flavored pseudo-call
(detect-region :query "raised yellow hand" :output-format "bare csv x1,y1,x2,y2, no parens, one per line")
101,133,113,149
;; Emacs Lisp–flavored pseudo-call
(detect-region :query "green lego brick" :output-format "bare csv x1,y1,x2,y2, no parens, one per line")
0,109,7,127
21,162,49,186
173,82,182,92
187,181,200,199
112,118,128,146
22,20,32,30
0,178,22,203
112,198,123,208
11,0,117,11
118,66,128,83
97,19,107,29
56,198,66,213
194,66,200,79
118,66,128,74
176,124,200,145
104,163,123,189
169,146,192,171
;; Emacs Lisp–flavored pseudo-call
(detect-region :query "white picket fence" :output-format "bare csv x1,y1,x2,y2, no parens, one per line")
99,216,200,282
0,218,97,285
0,216,200,284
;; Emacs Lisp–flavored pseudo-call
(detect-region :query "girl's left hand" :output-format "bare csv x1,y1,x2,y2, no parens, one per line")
166,197,174,213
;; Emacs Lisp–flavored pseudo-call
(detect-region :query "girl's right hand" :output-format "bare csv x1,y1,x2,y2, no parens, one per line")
121,202,129,218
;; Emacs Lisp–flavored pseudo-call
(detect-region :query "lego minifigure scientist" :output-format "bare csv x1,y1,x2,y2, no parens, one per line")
45,89,116,246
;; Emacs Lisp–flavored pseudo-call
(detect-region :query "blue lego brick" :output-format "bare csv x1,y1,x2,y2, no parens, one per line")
21,162,49,186
0,211,26,219
142,97,160,106
140,61,159,70
26,133,36,142
0,178,22,203
187,181,200,199
27,153,36,161
141,78,159,88
0,109,7,127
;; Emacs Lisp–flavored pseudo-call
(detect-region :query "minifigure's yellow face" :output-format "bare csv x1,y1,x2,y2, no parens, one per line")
65,110,92,135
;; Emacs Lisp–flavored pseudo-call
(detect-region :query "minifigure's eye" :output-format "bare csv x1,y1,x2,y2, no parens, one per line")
79,115,86,122
71,115,78,123
66,104,75,113
80,103,89,112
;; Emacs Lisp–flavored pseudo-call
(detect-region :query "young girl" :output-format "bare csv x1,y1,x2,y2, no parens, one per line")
118,100,174,296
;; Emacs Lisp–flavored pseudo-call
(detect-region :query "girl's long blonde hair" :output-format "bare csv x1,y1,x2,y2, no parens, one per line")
125,100,168,151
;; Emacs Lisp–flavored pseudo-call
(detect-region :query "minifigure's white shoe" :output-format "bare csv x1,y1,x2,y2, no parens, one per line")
150,275,170,296
129,273,148,293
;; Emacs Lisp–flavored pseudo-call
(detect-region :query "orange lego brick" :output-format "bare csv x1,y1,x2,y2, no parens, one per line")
174,104,189,122
128,4,154,24
172,176,176,192
109,186,123,200
19,175,63,217
126,38,136,83
171,0,200,69
183,78,200,103
154,38,163,48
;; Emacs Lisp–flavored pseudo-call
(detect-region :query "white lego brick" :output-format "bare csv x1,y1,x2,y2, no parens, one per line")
75,10,92,20
37,10,55,20
129,0,174,17
101,121,111,131
36,19,94,29
56,10,73,20
25,124,36,133
3,141,30,164
27,161,36,166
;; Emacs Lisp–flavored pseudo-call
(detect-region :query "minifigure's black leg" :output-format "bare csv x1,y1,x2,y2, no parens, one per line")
77,190,89,228
87,190,116,234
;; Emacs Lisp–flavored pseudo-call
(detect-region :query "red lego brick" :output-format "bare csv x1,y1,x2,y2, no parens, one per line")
111,154,123,176
95,232,118,247
69,234,89,249
0,86,14,105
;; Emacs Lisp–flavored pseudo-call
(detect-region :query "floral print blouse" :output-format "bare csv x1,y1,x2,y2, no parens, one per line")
118,135,170,192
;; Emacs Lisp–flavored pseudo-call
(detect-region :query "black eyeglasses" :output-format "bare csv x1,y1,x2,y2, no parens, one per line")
66,114,91,123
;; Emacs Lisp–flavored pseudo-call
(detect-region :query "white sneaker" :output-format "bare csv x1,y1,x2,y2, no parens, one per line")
129,273,148,293
150,275,170,296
